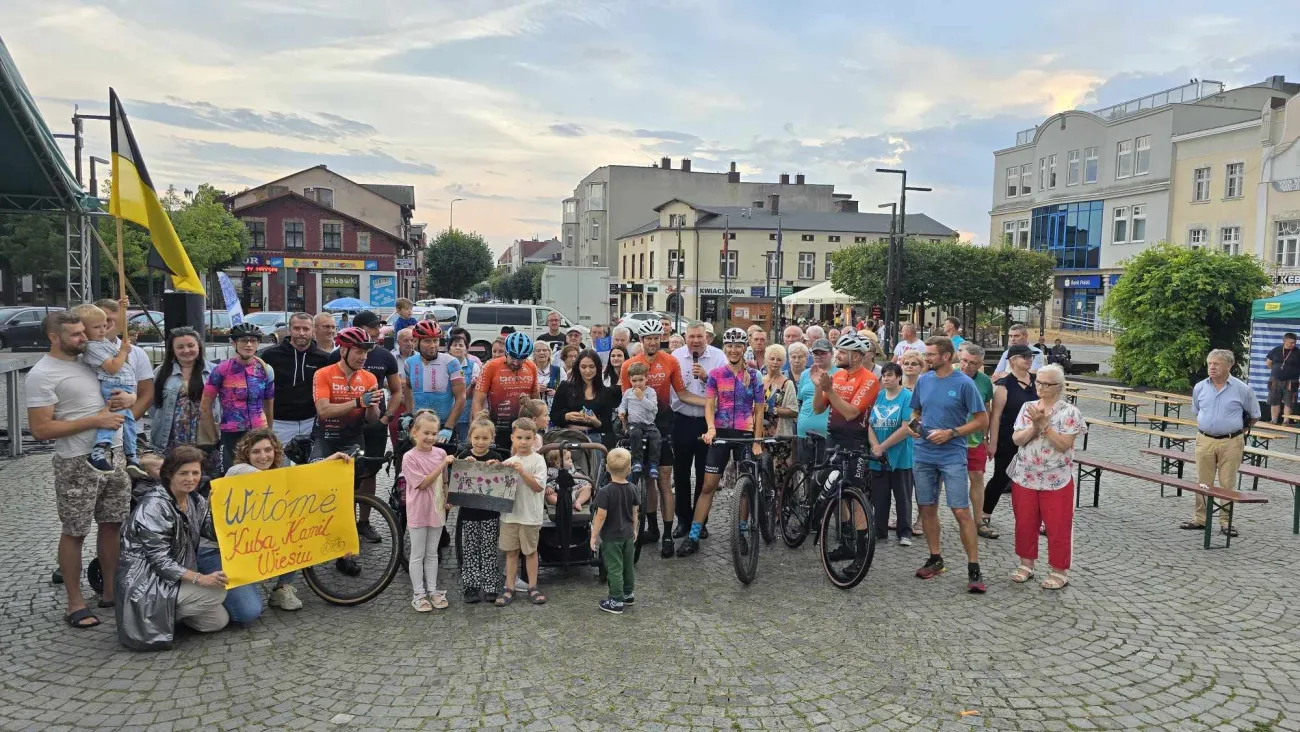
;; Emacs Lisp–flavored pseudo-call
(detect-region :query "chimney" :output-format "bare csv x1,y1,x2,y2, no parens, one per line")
1269,75,1287,90
681,158,691,172
835,200,858,213
661,157,671,170
796,173,805,185
767,194,780,215
779,173,790,185
728,161,739,183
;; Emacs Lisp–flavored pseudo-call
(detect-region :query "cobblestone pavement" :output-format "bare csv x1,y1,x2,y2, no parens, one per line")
2,399,1299,731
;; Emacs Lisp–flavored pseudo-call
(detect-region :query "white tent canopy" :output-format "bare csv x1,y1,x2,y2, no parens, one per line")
781,280,857,306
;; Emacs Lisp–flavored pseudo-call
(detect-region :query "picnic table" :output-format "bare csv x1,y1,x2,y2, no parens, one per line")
1083,418,1192,451
1140,414,1284,450
1141,447,1300,535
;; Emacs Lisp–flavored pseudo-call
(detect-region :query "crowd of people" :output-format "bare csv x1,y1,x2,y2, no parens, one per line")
28,301,1098,643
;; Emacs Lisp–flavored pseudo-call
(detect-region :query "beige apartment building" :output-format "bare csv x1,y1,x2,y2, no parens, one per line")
615,197,956,322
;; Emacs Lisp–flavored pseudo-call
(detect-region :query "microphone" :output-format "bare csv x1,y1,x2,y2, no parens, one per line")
692,352,701,379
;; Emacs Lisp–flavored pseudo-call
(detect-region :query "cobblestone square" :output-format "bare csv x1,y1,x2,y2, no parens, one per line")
2,399,1298,731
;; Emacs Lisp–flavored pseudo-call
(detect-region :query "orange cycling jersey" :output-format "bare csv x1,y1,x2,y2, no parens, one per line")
476,357,539,430
619,350,685,411
826,366,880,432
313,362,379,440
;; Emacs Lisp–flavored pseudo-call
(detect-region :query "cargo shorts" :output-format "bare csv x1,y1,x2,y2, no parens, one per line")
53,449,131,537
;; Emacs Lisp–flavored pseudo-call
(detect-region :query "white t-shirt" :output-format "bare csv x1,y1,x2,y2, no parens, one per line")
893,338,925,361
501,451,548,526
25,355,122,458
110,337,154,384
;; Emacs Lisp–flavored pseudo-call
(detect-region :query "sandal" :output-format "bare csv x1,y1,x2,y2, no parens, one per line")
65,607,100,628
1011,565,1035,583
411,596,433,613
977,519,1000,539
527,587,548,605
494,591,514,607
1041,571,1069,590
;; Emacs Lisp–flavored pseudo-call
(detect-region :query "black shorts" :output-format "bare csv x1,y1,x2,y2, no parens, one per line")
310,434,362,472
653,410,675,466
705,428,752,475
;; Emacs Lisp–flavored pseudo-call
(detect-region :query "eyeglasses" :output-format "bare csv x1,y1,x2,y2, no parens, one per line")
1037,380,1062,386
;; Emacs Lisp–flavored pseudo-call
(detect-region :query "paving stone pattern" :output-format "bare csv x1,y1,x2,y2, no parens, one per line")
2,399,1298,731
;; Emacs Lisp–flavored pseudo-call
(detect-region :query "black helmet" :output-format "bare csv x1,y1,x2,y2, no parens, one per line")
229,322,262,340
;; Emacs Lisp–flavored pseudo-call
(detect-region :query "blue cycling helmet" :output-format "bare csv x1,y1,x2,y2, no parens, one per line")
504,331,534,359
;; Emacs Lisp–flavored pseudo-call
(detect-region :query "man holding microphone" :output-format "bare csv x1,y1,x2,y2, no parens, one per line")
670,321,725,539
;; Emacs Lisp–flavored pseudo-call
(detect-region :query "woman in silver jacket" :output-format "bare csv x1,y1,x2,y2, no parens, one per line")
116,445,229,651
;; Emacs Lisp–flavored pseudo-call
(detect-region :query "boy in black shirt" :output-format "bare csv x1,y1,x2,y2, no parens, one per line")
590,447,639,614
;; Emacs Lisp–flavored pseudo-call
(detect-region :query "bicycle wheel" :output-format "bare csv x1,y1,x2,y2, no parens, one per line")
730,474,760,584
781,466,812,548
758,458,778,545
817,485,875,590
302,494,403,605
633,474,646,564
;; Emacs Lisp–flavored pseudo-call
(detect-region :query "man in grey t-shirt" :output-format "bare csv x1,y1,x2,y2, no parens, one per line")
26,310,135,628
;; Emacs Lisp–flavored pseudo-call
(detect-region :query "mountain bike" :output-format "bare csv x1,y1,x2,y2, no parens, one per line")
780,435,879,590
712,435,781,585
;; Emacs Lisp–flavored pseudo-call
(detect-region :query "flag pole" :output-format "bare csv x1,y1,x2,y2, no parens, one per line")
115,216,126,335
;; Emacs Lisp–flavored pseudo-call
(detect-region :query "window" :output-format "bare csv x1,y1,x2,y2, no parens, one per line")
1020,164,1032,195
1084,147,1098,184
769,233,778,240
622,255,627,279
591,220,600,240
1003,221,1016,247
1030,200,1103,269
563,199,578,223
322,222,342,251
668,250,685,278
1116,140,1133,179
1018,219,1030,249
800,234,814,242
638,253,644,278
649,251,655,278
1048,154,1058,188
1189,228,1208,249
828,235,841,243
590,254,599,267
825,257,834,279
245,220,266,249
1225,162,1244,199
1113,207,1129,243
1193,167,1211,202
1039,158,1046,189
1221,226,1242,255
854,236,868,243
587,182,605,211
306,187,334,207
1067,150,1080,186
719,250,737,278
798,252,815,279
1134,136,1150,176
357,232,370,253
1007,167,1018,198
726,232,736,240
284,221,304,249
765,251,782,279
1278,221,1300,267
1131,205,1147,243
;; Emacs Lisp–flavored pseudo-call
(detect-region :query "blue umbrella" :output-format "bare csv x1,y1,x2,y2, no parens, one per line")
323,297,369,311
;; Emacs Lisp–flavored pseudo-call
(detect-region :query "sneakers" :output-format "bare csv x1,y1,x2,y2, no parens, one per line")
86,444,113,473
675,538,699,557
825,545,855,562
124,458,148,481
599,597,625,614
622,592,635,605
660,536,675,558
699,525,710,540
671,523,689,539
356,522,382,544
269,585,303,611
967,569,987,594
464,588,481,604
429,593,450,609
336,556,361,576
898,537,913,547
915,556,946,579
642,521,661,544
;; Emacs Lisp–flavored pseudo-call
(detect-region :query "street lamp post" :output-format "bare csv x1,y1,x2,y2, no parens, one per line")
449,198,465,231
875,168,931,353
878,202,897,346
675,220,683,330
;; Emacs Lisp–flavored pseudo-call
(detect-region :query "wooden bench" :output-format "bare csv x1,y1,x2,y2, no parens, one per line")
1071,393,1144,424
1243,446,1300,470
1140,415,1283,451
1074,454,1266,548
1237,465,1300,534
1082,418,1193,451
1139,447,1195,495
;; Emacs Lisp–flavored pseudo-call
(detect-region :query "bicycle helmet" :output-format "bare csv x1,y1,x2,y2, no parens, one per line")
335,326,376,350
722,327,748,345
412,321,442,341
835,331,872,353
637,319,664,338
229,322,262,340
504,331,534,359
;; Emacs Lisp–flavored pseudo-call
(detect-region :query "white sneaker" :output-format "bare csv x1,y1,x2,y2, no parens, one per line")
269,585,303,611
898,537,913,547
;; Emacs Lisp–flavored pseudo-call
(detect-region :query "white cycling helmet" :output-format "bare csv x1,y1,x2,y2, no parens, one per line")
722,327,748,345
637,319,664,338
835,331,872,353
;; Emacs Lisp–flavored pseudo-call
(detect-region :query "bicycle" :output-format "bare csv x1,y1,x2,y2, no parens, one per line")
711,435,782,585
779,434,879,590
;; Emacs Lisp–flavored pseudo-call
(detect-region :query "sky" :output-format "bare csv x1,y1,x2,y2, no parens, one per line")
5,0,1299,253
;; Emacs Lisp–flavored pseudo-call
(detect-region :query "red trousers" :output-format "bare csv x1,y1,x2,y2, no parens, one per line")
1012,481,1074,571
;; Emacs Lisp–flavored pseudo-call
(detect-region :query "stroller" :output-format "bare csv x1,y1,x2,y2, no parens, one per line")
599,419,652,563
536,429,607,571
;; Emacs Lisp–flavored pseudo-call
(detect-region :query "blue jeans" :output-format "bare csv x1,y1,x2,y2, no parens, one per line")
197,546,266,624
95,380,137,457
913,461,971,509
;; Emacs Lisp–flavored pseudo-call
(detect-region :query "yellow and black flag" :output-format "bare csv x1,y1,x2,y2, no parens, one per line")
109,88,205,295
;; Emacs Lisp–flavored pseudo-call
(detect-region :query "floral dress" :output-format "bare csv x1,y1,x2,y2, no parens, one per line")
763,376,798,497
1008,400,1087,491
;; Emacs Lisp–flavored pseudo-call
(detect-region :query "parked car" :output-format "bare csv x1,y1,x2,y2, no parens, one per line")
458,303,588,360
386,306,458,328
616,310,688,333
414,298,464,314
126,310,166,329
0,305,64,350
243,311,291,342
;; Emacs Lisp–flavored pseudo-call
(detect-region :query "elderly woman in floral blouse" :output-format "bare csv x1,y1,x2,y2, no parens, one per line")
1008,363,1085,590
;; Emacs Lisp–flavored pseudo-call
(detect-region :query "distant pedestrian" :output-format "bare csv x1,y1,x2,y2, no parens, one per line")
1266,332,1300,425
893,322,925,362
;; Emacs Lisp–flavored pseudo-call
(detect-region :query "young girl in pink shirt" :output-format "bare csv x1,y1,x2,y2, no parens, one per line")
402,410,455,611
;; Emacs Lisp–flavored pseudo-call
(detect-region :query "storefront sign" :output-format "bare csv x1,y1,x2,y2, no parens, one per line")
698,285,748,296
323,274,359,288
394,258,416,270
1108,274,1122,287
1274,273,1300,286
779,286,793,296
750,286,766,297
1274,178,1300,192
369,274,397,308
1059,275,1101,289
244,265,278,273
244,256,264,266
282,258,378,271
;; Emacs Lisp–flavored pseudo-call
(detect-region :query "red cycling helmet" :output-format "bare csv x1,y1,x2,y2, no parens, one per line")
412,321,442,341
334,326,376,350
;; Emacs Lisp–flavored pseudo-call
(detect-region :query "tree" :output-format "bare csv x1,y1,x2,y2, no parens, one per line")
0,213,67,302
1104,243,1267,390
424,230,493,299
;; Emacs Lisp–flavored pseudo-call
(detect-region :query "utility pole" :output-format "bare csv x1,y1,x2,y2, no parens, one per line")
722,214,730,331
674,219,683,330
772,214,783,335
449,198,465,232
876,168,931,353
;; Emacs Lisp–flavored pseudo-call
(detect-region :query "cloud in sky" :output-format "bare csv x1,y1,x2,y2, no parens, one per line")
6,0,1300,252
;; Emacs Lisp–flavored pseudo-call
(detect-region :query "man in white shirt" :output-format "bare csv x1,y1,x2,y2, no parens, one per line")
892,321,925,362
992,323,1045,380
669,320,726,537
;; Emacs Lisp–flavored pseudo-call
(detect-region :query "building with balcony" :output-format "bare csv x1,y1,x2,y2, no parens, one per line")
563,158,850,277
989,76,1297,324
615,196,956,322
497,237,562,271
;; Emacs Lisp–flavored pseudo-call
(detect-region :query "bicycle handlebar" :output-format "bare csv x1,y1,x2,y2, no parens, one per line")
538,442,609,456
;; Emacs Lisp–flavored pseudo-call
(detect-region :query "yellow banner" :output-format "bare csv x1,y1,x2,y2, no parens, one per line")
284,257,368,270
209,460,359,588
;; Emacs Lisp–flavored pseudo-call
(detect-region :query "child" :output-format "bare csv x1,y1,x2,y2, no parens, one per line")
545,448,593,512
517,395,550,453
393,298,418,333
496,417,549,607
74,302,144,478
617,362,660,480
590,447,639,614
455,419,506,604
402,410,455,612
